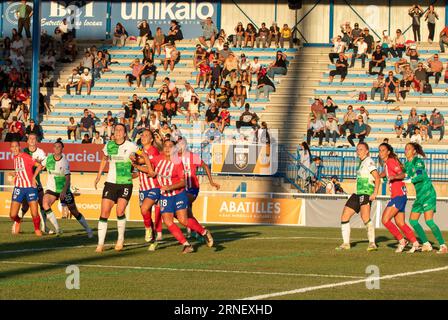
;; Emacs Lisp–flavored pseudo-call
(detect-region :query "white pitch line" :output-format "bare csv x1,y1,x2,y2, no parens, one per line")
240,265,448,300
0,260,363,279
0,235,356,255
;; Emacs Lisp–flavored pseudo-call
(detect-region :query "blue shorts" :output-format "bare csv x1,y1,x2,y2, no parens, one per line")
139,188,161,205
12,187,39,203
387,195,407,213
159,191,188,214
186,188,200,199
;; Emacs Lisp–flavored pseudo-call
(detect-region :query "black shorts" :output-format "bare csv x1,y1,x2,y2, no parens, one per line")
345,194,371,213
45,190,75,206
127,74,137,81
102,182,133,203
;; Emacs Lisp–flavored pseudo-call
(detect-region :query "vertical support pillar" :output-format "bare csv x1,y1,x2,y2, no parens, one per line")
329,0,334,42
30,0,41,122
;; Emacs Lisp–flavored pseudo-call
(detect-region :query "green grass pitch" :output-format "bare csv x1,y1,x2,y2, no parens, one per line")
1,217,447,300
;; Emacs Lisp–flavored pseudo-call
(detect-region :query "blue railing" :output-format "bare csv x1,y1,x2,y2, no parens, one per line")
307,147,448,182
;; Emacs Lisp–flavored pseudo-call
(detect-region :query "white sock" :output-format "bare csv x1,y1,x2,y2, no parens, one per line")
117,217,126,242
98,219,108,246
46,211,59,233
76,214,91,232
366,220,375,244
341,222,350,244
40,211,47,231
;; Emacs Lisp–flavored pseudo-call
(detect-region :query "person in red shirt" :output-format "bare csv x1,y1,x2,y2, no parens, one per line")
9,140,43,236
378,143,419,253
439,26,448,53
218,108,231,133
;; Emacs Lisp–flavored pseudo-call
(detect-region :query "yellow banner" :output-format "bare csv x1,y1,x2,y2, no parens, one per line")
205,197,302,225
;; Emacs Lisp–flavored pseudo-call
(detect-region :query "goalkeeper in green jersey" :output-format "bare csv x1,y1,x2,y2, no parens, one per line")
404,143,447,254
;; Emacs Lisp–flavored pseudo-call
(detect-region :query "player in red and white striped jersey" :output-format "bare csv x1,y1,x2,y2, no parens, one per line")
9,141,43,236
135,139,213,253
132,129,162,244
178,138,219,243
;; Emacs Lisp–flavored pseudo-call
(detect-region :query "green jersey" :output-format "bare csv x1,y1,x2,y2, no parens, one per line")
103,140,138,185
42,154,70,193
404,157,434,195
24,147,46,186
356,156,377,195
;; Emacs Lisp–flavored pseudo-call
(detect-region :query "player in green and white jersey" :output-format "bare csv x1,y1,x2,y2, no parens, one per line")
94,124,139,253
35,139,93,237
336,142,381,251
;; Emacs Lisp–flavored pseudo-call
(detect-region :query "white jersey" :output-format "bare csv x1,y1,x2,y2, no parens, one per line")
42,154,70,193
27,147,46,163
356,156,377,195
103,140,138,185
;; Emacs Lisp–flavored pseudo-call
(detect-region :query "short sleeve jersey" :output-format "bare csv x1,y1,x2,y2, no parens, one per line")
42,154,70,193
13,152,36,188
137,145,160,191
384,157,406,198
151,155,185,197
180,151,202,190
24,147,46,186
103,140,138,184
356,156,377,195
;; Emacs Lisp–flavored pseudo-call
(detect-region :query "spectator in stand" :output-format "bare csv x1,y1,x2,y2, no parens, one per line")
371,74,385,101
210,59,222,88
329,35,346,64
369,45,387,75
137,20,151,47
81,133,91,144
306,116,325,146
67,116,77,141
126,58,144,87
77,68,92,95
409,4,424,42
218,107,230,133
131,114,149,141
267,51,288,79
222,52,238,79
339,105,356,138
348,115,367,146
140,58,157,88
205,104,219,126
413,63,427,93
16,0,33,39
226,68,239,89
93,51,109,80
80,50,94,72
153,27,165,57
25,119,42,142
236,103,259,130
162,41,179,72
249,56,261,83
269,22,280,48
425,5,439,43
5,116,24,142
166,20,183,43
238,53,250,73
381,30,393,57
403,107,419,138
233,22,245,48
406,44,420,70
280,24,293,49
232,80,247,108
350,36,367,68
77,109,95,140
426,54,444,85
391,29,406,58
194,44,207,69
311,97,325,120
323,96,338,118
361,28,375,54
142,43,154,62
1,93,12,120
256,23,270,48
199,17,218,49
123,101,137,131
149,113,160,132
384,71,400,101
40,50,56,72
394,114,404,139
244,23,257,48
297,141,312,180
429,108,445,141
218,42,232,63
91,131,103,144
255,71,276,100
329,53,348,83
113,23,128,47
410,127,423,144
187,95,201,123
325,115,339,146
418,113,429,141
62,33,77,62
215,36,226,51
1,37,11,59
196,59,211,89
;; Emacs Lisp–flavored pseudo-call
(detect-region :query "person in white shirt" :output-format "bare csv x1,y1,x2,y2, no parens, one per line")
0,93,12,119
350,37,368,68
215,36,225,51
65,68,81,95
92,131,104,144
306,117,325,146
178,81,196,110
410,127,423,144
80,51,94,71
77,68,92,95
249,56,261,84
329,35,346,63
325,115,340,146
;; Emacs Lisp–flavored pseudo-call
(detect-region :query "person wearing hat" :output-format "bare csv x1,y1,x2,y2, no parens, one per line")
233,22,245,48
429,108,445,140
419,113,430,141
65,68,81,95
239,53,250,72
236,103,259,130
269,22,280,48
77,68,92,95
350,36,368,68
325,114,339,146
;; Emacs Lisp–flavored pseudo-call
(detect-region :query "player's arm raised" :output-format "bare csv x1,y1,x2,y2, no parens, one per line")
95,153,108,190
201,160,220,190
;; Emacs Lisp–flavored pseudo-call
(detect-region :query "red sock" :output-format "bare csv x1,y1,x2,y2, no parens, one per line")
168,224,187,245
399,224,417,243
141,211,153,229
11,216,21,223
32,216,41,231
155,205,162,233
187,217,206,236
383,220,403,241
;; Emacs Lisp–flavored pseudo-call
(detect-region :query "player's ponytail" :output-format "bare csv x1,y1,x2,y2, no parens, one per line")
379,142,404,170
407,142,426,158
55,138,64,149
